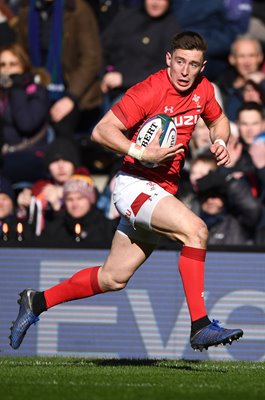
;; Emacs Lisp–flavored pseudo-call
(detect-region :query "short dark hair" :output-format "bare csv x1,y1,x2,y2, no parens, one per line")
190,151,217,169
170,31,208,57
236,101,265,120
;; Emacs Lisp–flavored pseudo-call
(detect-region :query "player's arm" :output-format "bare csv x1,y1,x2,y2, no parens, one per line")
205,112,231,166
91,110,131,154
91,110,183,164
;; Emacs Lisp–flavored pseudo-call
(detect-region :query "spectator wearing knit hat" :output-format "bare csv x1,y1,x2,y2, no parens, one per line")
17,138,91,236
41,174,117,248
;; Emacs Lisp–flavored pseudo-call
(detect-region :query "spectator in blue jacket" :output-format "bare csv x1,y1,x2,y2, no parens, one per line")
216,34,265,121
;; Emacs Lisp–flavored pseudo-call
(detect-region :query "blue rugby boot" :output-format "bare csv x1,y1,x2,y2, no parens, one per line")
9,289,39,350
190,319,243,352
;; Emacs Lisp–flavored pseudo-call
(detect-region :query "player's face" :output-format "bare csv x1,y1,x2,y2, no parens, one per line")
65,192,91,218
237,110,265,145
166,49,206,92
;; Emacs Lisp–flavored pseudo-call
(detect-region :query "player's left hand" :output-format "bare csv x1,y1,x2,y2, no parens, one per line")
210,142,230,166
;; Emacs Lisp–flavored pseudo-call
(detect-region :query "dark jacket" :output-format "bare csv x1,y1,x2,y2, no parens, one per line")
101,5,180,96
0,72,50,149
16,0,102,110
197,171,262,245
41,206,118,248
203,213,251,245
0,21,16,47
252,166,265,245
215,67,244,121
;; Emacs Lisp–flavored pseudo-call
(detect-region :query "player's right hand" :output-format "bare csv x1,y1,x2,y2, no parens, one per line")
141,128,184,165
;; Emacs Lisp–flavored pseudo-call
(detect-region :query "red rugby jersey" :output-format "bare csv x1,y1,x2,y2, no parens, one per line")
111,69,222,194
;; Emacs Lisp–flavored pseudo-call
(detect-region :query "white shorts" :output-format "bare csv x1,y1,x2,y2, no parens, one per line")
113,172,172,245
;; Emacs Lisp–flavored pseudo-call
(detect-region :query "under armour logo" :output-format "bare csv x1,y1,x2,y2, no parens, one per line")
164,106,174,114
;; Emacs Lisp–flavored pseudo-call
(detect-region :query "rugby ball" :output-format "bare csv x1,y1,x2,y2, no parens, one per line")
135,114,177,168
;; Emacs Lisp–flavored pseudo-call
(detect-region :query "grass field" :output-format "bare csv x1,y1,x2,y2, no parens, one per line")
0,357,264,400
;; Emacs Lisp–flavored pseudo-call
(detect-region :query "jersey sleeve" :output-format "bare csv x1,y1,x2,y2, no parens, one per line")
111,80,155,129
201,79,223,122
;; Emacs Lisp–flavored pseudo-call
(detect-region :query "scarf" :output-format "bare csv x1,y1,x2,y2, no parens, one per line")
28,0,65,101
200,210,226,229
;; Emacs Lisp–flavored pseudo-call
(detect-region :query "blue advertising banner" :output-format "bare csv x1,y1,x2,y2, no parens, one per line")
0,248,264,361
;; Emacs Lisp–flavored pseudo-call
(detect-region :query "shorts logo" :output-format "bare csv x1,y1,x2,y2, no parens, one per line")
146,182,156,191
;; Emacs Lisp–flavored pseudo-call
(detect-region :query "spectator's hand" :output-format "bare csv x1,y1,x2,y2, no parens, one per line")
50,97,75,123
17,188,32,208
249,139,265,169
42,184,63,211
101,72,123,93
225,135,243,167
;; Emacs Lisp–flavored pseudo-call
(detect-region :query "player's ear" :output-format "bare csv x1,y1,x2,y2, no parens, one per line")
200,60,207,73
166,52,171,67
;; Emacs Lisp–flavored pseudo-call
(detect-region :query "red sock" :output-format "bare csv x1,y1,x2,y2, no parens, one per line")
178,246,207,322
44,266,102,309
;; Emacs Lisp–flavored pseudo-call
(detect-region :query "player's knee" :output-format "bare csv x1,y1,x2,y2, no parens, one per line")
179,219,208,246
197,221,208,243
190,220,208,245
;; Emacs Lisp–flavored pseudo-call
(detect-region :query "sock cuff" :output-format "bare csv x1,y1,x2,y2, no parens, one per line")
180,246,206,261
91,266,103,294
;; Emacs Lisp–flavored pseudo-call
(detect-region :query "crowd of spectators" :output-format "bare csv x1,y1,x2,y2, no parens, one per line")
0,0,265,249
